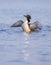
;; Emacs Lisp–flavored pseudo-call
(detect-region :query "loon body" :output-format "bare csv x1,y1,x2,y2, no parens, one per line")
22,20,31,33
11,15,42,33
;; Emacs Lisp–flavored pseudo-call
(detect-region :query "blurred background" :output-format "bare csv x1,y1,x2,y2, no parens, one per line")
0,0,51,65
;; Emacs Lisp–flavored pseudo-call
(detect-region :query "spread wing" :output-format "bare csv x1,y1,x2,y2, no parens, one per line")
11,20,24,27
29,21,42,31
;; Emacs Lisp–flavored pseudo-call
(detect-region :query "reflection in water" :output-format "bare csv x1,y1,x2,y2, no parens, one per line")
24,53,30,60
22,32,30,61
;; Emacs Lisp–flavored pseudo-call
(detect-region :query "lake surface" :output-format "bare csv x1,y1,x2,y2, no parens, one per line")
0,0,51,65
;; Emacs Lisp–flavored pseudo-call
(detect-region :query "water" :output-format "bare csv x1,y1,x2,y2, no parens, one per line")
0,0,51,65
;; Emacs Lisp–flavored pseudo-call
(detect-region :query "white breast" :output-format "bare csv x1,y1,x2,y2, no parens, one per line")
22,20,31,33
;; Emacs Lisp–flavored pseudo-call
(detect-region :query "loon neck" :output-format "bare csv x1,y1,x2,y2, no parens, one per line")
25,18,30,24
27,19,30,22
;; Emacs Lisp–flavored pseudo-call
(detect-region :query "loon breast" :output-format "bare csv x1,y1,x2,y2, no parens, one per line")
22,21,31,33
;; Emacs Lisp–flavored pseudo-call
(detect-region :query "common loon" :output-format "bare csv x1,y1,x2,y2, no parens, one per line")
11,15,42,33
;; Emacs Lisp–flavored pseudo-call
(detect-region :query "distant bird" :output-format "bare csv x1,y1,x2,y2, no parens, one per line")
11,15,42,33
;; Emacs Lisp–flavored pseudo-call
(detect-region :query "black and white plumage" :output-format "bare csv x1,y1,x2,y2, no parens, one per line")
11,15,42,33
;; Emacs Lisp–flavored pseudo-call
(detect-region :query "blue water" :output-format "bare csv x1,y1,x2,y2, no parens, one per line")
0,0,51,65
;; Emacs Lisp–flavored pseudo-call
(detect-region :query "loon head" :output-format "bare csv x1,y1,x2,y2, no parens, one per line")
24,15,31,22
